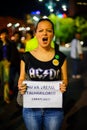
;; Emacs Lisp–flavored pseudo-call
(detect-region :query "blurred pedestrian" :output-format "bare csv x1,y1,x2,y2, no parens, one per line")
12,31,25,57
0,28,23,103
18,18,68,130
0,28,11,103
9,31,25,98
22,30,34,47
70,32,83,79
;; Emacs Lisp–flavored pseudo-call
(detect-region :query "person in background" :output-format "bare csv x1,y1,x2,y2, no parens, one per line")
18,18,68,130
12,31,25,58
22,30,34,47
9,31,25,98
70,32,83,79
0,28,12,103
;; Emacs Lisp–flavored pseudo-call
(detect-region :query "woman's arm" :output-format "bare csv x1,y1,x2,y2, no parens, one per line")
60,59,68,93
18,60,27,94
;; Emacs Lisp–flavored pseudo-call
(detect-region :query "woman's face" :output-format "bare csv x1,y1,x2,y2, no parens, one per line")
35,20,54,48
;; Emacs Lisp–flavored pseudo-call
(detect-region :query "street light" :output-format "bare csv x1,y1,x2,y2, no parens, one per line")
38,0,43,2
45,0,56,13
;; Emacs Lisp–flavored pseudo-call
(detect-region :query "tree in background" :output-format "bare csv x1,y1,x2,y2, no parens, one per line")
48,14,87,45
74,16,87,41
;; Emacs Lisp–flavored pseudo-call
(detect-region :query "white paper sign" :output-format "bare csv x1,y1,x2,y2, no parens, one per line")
23,81,63,108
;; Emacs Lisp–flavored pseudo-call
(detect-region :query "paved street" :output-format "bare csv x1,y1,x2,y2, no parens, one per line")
0,47,87,130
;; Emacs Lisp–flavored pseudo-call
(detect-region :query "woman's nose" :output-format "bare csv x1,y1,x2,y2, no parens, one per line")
43,30,47,35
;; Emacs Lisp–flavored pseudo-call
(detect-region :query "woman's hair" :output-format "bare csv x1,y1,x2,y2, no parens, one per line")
35,18,54,34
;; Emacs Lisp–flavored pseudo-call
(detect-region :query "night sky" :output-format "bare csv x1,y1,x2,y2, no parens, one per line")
0,0,49,19
0,0,87,19
0,0,69,19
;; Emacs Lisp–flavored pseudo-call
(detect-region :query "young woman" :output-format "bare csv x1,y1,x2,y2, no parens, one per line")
18,18,68,130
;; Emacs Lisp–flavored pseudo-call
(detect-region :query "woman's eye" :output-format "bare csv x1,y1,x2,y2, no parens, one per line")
38,30,43,32
47,30,52,32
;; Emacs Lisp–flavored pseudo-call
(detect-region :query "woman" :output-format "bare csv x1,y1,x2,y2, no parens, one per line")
18,18,68,130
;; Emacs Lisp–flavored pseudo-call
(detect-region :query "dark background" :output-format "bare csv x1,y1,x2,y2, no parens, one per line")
1,0,87,19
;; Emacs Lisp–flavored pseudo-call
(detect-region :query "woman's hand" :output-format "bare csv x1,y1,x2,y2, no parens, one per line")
59,81,67,93
18,79,27,95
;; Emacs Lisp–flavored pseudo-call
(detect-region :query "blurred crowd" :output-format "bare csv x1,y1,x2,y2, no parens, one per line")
0,28,34,103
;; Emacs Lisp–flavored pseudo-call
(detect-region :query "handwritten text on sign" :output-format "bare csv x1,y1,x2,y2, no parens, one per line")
23,81,63,108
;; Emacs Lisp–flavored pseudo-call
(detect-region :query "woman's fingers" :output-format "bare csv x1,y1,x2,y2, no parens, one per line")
60,82,66,93
18,84,27,94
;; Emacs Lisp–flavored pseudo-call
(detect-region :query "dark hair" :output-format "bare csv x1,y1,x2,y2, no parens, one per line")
26,30,34,38
35,18,54,33
13,31,22,39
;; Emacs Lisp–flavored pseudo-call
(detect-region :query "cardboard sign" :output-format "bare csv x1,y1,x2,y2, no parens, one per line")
23,81,63,108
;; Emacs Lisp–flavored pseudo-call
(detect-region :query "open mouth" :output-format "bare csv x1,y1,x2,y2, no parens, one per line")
42,37,48,41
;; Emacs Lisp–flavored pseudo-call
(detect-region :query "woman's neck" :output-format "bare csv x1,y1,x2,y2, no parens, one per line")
37,45,53,53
